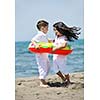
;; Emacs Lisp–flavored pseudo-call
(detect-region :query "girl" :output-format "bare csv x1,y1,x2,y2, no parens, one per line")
52,22,81,85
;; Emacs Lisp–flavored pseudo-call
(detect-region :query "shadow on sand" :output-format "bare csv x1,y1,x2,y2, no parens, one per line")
47,81,75,87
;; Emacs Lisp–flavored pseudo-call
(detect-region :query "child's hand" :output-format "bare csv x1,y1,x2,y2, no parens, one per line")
52,47,57,52
48,39,52,43
35,44,41,49
52,43,66,52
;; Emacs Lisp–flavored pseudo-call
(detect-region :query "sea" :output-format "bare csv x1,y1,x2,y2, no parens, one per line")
15,39,84,78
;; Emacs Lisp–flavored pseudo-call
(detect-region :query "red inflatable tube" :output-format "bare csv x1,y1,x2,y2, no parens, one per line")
28,44,73,55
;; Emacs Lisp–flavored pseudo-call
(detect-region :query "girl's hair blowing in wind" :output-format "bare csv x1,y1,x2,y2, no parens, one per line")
53,22,81,41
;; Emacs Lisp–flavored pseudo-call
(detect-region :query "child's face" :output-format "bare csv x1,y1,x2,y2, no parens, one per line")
53,28,63,37
40,26,48,34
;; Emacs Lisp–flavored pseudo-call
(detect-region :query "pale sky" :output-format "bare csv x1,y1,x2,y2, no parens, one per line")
15,0,84,41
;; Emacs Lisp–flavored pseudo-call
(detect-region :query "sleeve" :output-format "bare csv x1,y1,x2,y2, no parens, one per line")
60,37,67,44
31,34,41,42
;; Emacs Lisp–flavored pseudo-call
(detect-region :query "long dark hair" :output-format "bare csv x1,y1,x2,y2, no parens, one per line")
53,22,81,41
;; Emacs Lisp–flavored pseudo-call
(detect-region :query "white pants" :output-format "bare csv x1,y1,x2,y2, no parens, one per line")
53,54,68,74
36,53,50,79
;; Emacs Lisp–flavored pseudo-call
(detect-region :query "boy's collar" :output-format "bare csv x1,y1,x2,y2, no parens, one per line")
38,31,46,36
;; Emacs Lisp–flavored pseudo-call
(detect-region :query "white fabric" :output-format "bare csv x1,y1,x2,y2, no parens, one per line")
36,54,50,79
53,36,68,74
31,31,50,79
53,35,67,46
31,31,48,43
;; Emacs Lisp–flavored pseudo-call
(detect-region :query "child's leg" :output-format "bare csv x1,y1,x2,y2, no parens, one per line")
64,74,71,83
40,79,49,87
56,71,66,81
36,55,50,87
40,79,47,85
53,58,65,81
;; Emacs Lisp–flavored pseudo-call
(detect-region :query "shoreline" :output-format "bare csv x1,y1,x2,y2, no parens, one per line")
16,72,84,100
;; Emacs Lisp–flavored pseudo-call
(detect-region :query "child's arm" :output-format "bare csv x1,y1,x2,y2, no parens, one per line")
47,38,55,43
47,38,53,43
48,39,52,43
31,40,40,49
52,42,67,51
31,34,41,49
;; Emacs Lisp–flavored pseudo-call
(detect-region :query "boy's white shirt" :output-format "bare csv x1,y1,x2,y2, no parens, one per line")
31,31,48,43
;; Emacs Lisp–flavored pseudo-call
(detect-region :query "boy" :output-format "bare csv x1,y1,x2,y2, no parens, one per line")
31,20,50,87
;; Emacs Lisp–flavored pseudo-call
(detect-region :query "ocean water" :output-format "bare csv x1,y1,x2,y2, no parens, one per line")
15,39,84,78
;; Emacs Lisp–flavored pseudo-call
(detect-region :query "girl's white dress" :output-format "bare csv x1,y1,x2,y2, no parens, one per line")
53,36,68,74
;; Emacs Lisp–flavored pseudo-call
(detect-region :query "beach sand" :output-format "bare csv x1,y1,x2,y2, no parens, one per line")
15,72,84,100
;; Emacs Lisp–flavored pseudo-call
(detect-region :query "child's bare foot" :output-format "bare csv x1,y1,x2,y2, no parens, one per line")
40,79,49,87
40,82,49,87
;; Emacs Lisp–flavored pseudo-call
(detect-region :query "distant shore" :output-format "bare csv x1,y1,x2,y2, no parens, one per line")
16,72,84,100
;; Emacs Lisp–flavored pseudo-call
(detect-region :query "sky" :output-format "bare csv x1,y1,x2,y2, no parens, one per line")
15,0,84,41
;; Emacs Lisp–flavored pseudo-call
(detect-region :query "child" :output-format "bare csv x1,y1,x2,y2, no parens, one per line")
52,22,81,85
31,20,50,87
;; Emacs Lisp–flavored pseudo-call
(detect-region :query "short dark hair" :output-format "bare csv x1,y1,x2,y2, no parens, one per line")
37,20,48,30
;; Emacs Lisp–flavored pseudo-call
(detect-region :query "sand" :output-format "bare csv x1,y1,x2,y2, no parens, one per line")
15,72,84,100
